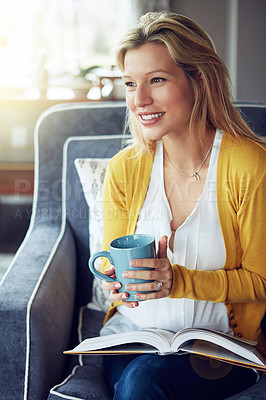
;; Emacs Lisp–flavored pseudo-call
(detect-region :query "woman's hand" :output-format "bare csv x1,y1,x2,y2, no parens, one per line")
102,236,173,307
102,265,140,308
126,236,173,301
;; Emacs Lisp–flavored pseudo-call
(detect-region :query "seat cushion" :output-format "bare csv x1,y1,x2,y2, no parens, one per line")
224,373,266,399
48,307,112,400
49,365,111,400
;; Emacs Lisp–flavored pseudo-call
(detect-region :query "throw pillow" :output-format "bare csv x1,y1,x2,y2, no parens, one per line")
74,158,111,313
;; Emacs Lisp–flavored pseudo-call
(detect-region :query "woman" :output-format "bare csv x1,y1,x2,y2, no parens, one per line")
100,11,266,400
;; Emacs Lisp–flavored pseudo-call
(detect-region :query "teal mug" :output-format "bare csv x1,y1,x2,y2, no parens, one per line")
89,234,156,301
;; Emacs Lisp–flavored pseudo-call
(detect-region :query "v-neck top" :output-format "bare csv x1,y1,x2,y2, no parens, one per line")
102,129,232,335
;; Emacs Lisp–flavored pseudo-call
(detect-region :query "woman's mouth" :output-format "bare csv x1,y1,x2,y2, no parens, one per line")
139,112,165,122
139,111,165,125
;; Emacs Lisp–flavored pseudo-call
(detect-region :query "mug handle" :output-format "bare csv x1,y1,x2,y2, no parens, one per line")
88,251,115,282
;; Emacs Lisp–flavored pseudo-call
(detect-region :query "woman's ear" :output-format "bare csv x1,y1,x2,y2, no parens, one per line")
196,71,205,92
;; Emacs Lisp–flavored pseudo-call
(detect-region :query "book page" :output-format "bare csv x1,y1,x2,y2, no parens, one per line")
71,343,158,354
180,340,266,371
65,329,173,354
170,328,265,366
142,329,175,345
172,327,256,346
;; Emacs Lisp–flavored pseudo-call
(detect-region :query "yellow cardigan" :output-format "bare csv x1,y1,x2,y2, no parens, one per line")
101,132,266,353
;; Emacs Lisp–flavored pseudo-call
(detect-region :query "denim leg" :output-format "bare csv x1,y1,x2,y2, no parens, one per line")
103,353,257,400
103,354,140,394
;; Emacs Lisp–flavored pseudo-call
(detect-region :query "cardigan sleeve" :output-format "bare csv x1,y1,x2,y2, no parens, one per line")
169,263,265,303
101,155,130,273
169,136,266,304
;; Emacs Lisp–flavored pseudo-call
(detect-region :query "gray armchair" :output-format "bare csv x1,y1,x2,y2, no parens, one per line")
0,102,265,400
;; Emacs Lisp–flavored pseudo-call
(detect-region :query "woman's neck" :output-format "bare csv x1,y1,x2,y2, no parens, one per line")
162,127,215,173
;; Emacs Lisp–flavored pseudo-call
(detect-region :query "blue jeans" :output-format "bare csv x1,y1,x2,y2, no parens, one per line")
103,353,257,400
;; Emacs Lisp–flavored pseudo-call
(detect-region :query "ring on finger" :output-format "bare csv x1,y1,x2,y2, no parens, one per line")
155,281,162,291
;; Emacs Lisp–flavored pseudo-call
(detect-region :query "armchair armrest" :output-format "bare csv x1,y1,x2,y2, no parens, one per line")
0,222,76,400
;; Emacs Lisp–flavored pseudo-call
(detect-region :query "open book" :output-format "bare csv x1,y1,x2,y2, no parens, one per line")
64,327,266,371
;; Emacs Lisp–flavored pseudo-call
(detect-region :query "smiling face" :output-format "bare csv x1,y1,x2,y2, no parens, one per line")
123,42,196,142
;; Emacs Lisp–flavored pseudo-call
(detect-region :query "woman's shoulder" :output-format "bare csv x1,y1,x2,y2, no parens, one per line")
218,132,265,201
108,144,154,172
220,131,265,171
109,145,138,164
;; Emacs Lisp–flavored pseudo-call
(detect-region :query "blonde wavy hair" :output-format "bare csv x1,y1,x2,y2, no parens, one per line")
116,11,265,152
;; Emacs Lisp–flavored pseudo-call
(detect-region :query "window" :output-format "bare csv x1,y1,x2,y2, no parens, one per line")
0,0,134,100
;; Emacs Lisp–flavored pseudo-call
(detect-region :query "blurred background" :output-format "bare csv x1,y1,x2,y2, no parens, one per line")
0,0,265,276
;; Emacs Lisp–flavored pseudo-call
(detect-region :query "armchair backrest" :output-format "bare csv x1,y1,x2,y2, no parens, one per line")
33,102,126,227
236,102,266,136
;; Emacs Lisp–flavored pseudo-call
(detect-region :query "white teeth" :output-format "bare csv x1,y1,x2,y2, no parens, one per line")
141,112,164,120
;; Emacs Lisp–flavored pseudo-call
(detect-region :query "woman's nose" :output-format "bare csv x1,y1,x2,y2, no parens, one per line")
134,85,153,108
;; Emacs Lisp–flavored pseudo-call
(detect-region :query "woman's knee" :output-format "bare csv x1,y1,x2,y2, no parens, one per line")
113,355,176,400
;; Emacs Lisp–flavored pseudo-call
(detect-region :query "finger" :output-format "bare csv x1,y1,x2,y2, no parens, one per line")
109,290,139,308
125,281,162,293
157,235,168,258
122,300,140,309
135,290,165,301
129,258,160,268
135,282,173,301
123,268,168,281
104,265,115,276
109,289,127,302
102,280,121,291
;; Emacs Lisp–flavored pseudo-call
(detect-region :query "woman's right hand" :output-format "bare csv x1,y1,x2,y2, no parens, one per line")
102,266,139,308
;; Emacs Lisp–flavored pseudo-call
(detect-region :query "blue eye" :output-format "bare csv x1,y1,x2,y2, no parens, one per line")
124,81,136,87
151,77,165,83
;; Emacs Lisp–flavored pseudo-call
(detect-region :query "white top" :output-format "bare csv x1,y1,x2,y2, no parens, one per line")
101,129,233,336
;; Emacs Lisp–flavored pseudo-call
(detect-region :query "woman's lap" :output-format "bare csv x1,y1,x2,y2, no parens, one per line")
103,353,257,400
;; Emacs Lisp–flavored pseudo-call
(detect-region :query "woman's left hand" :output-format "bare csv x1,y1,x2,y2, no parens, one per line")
124,236,173,301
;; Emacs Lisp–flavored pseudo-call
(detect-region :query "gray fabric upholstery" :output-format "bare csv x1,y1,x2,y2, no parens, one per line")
48,308,112,400
0,102,126,400
0,102,265,400
225,375,266,400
